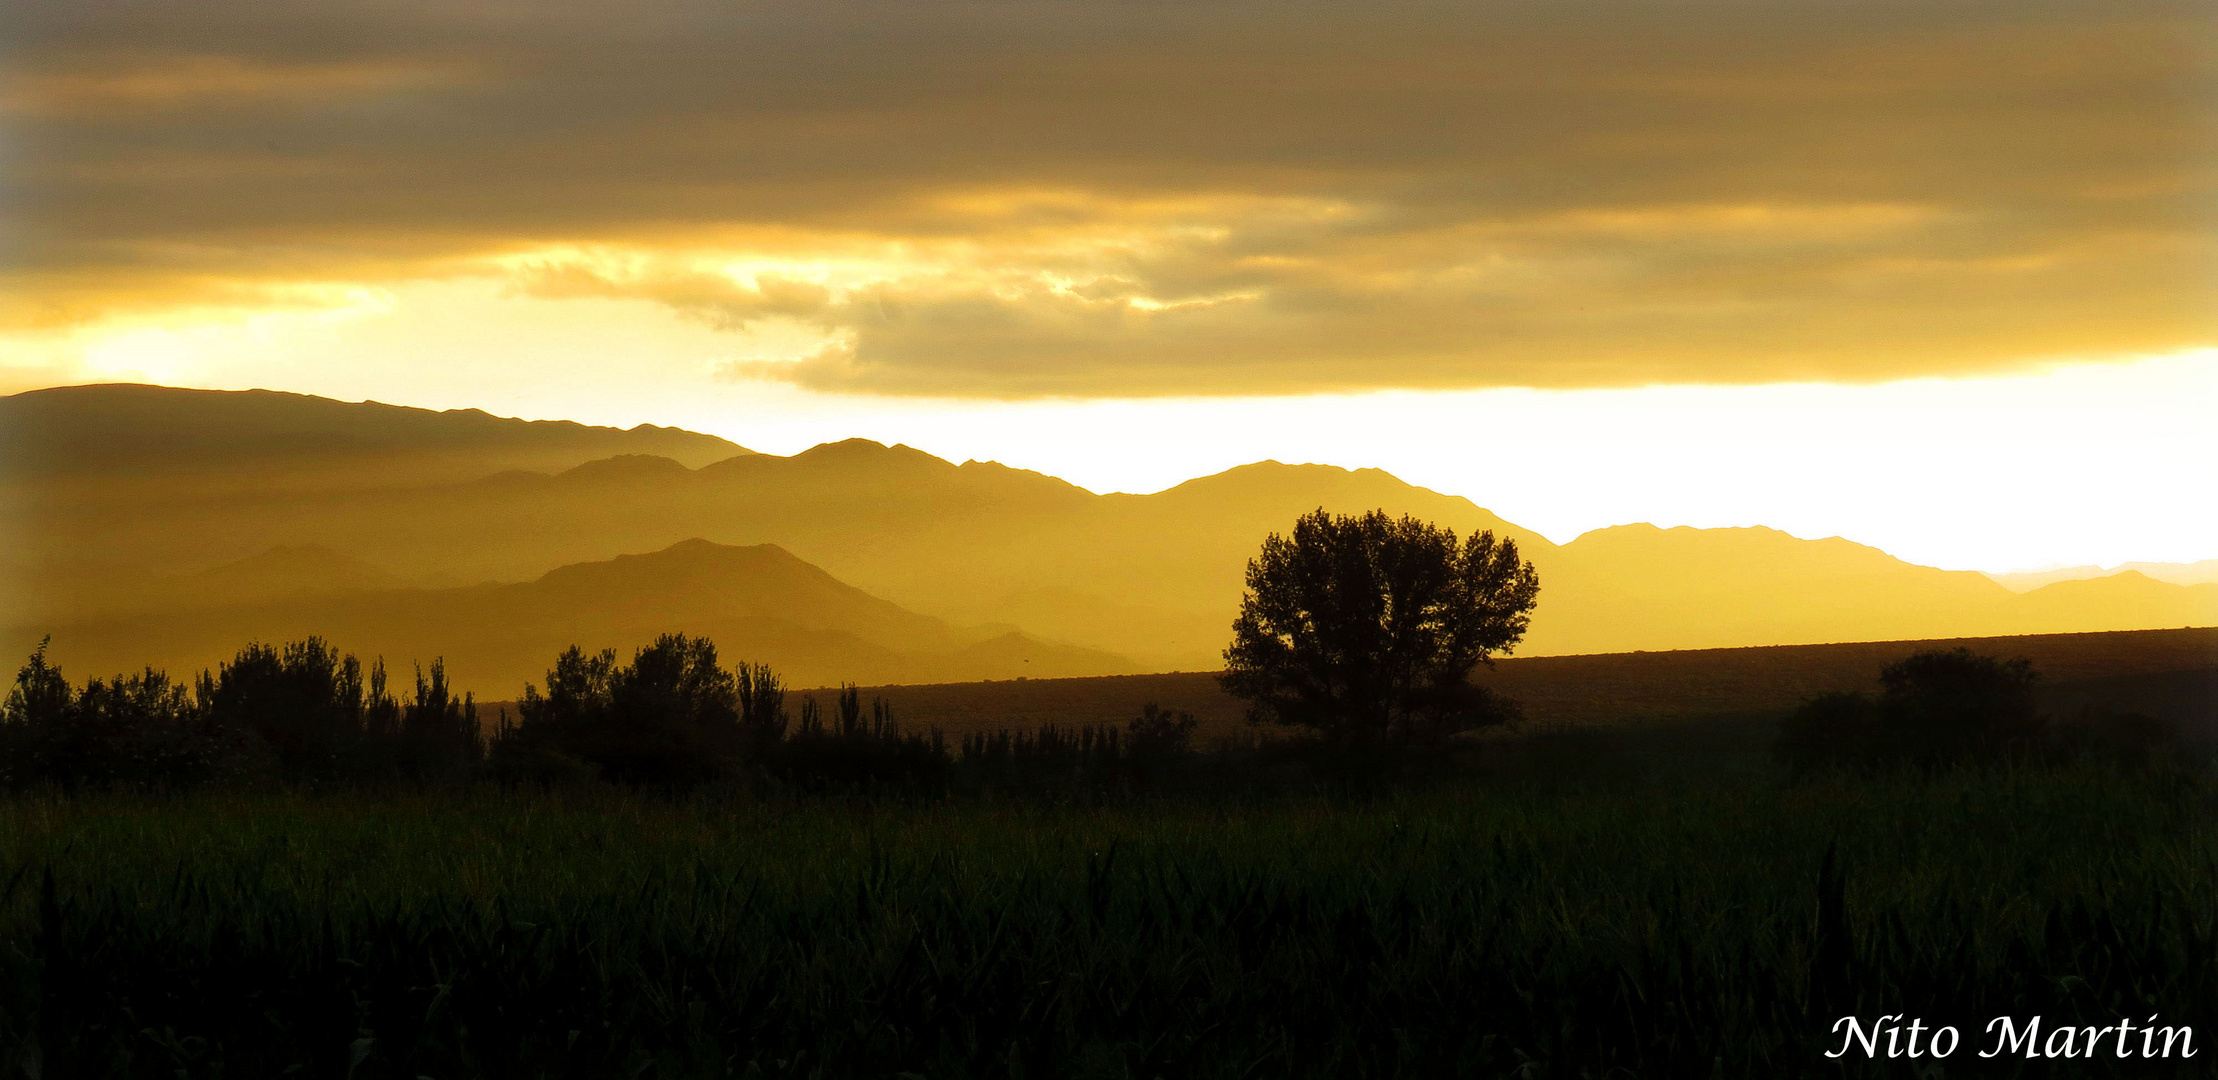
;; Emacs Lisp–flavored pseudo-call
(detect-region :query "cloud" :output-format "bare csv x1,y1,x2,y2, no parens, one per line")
4,0,2213,396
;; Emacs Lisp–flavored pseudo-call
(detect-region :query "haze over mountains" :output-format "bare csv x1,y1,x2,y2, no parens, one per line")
1988,560,2218,592
4,384,2211,696
0,383,743,490
35,538,1129,692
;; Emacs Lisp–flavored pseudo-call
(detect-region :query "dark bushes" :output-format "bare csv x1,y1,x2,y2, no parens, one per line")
767,685,949,792
5,632,1232,796
953,703,1204,795
490,639,954,792
1778,647,2187,776
0,641,244,790
199,639,372,781
394,661,482,784
492,635,755,786
488,640,1222,796
1,637,479,791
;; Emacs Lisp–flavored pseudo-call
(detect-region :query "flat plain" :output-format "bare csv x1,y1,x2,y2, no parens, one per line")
739,626,2218,742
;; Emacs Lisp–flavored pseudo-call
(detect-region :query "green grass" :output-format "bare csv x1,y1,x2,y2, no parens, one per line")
0,764,2211,1077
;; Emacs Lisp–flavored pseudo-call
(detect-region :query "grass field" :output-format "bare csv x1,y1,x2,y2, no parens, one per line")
1,760,2212,1078
6,626,2213,1077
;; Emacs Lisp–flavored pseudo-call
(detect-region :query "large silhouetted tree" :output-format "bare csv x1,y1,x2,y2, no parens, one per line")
1220,509,1539,747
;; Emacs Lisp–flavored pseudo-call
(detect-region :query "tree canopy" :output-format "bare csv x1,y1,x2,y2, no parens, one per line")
1777,647,2046,774
1219,508,1540,746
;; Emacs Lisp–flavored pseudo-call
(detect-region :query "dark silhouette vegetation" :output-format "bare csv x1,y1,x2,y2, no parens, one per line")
2,769,2210,1077
1222,508,1539,747
1778,646,2188,776
2,634,1223,796
1,637,479,790
7,632,2197,796
1,633,2210,1074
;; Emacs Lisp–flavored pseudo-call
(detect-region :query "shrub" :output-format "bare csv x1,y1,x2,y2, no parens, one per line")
497,635,758,786
1780,647,2054,775
199,638,371,781
0,640,242,790
771,686,948,793
4,637,484,791
396,660,480,785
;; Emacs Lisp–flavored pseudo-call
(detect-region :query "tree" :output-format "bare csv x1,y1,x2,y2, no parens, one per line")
1219,508,1539,746
2,637,244,790
1776,647,2043,774
505,634,753,785
396,658,480,784
199,637,367,781
1876,647,2041,765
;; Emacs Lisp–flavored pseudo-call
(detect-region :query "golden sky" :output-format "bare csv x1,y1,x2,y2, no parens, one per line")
3,0,2214,569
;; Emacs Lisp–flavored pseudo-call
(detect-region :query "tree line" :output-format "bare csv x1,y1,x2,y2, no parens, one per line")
0,633,1211,795
0,637,478,790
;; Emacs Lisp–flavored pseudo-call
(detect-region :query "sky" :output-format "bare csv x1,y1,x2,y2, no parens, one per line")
3,0,2213,572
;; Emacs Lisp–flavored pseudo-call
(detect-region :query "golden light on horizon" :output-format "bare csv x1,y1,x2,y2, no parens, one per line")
3,0,2212,575
5,4,2215,1059
9,270,2212,575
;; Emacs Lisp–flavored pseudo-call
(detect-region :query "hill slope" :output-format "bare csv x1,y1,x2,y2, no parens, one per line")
0,384,754,620
0,384,747,485
5,384,2210,670
25,539,1136,694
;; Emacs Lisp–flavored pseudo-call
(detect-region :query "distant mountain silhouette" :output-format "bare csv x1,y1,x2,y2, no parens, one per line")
26,539,1136,694
1532,524,2013,654
2006,571,2218,629
0,384,746,486
1988,559,2218,592
0,384,752,621
5,384,2211,680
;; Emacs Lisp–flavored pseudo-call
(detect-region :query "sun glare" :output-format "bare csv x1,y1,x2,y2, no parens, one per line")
12,265,2208,577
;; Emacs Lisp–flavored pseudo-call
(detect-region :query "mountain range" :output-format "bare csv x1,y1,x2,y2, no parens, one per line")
3,384,2212,695
1988,560,2218,592
32,538,1127,692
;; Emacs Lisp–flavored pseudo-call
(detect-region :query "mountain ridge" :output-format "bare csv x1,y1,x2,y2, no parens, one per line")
4,383,2210,673
23,538,1136,694
1988,559,2218,592
0,384,749,487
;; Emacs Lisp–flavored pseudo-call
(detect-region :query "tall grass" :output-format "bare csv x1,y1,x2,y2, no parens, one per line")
0,763,2209,1077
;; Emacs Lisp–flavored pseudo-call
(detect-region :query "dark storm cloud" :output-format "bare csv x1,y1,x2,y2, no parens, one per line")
5,0,2213,395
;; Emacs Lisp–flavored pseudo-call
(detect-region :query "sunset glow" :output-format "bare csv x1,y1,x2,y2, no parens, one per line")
5,0,2213,574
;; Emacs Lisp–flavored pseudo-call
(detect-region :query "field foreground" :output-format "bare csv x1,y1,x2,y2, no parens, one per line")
1,763,2211,1078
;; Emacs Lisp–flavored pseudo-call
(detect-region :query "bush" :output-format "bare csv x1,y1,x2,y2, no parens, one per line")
396,661,481,785
494,634,781,786
199,638,370,781
1876,647,2043,765
1778,647,2193,776
1775,690,1877,777
769,686,949,793
1780,648,2044,775
0,640,244,790
3,638,480,791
